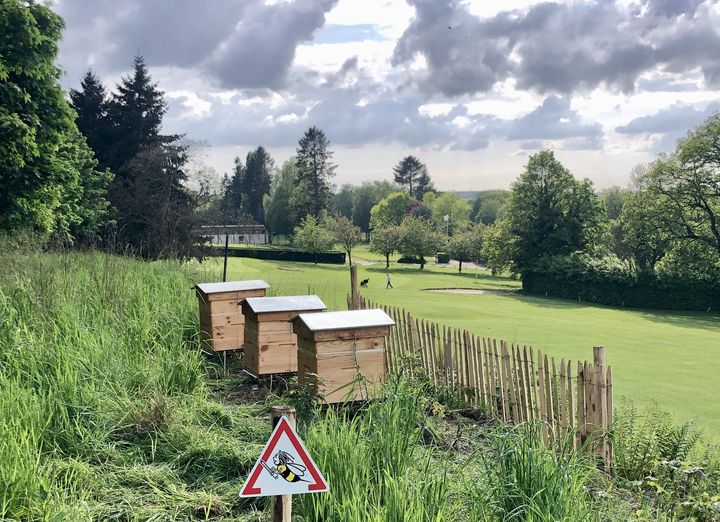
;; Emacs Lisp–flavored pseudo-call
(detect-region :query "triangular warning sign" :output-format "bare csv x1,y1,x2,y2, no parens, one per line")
240,416,329,497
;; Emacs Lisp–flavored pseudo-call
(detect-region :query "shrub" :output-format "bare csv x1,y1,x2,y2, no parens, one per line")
436,252,450,263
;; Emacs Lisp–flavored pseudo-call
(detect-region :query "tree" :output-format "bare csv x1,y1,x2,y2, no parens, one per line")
110,143,199,259
293,215,335,264
504,150,605,273
369,191,414,230
481,219,515,276
424,192,471,235
333,184,355,219
471,190,510,224
448,225,484,273
291,126,336,225
645,113,720,255
70,70,112,169
414,168,435,200
369,225,402,269
327,214,361,265
393,155,430,197
242,146,273,223
398,217,444,269
600,186,627,220
352,181,394,233
105,55,171,173
610,190,670,273
223,157,245,220
0,0,112,240
265,160,297,237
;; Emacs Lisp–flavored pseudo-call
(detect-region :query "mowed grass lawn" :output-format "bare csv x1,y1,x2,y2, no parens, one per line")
209,245,720,438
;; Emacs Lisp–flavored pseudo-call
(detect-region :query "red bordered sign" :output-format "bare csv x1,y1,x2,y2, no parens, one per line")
240,416,329,497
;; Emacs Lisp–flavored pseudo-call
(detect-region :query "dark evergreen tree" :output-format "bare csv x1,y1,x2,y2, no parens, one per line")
105,55,172,173
393,155,426,195
69,70,112,169
242,146,273,224
413,168,435,200
291,126,336,224
223,157,245,220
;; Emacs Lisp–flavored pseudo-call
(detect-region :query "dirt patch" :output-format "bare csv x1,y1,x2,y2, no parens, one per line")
279,266,302,272
422,287,510,295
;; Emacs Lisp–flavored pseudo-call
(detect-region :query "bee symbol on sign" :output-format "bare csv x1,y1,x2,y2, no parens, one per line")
261,450,307,483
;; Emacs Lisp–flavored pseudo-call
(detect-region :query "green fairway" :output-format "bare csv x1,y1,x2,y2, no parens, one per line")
212,247,720,438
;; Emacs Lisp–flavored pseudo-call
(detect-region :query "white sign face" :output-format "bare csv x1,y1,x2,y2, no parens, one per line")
239,416,329,498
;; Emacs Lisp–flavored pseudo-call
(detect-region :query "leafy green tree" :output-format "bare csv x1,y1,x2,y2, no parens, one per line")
242,146,273,223
398,217,444,269
448,225,484,272
0,0,112,240
481,219,515,275
393,155,429,196
424,192,471,235
352,181,394,233
291,126,336,225
645,113,720,255
610,190,670,273
333,184,355,219
327,214,361,265
471,190,510,224
369,191,414,230
600,186,627,220
293,215,335,264
504,150,605,273
265,159,297,237
369,225,402,269
70,70,112,169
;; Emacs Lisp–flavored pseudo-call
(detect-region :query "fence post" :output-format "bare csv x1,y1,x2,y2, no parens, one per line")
350,265,359,310
270,406,297,522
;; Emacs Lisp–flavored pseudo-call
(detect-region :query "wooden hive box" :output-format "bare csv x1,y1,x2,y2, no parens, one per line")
242,295,326,376
195,280,270,352
293,309,395,403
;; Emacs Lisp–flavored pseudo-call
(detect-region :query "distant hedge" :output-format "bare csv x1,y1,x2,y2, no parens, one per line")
522,254,720,311
206,246,346,264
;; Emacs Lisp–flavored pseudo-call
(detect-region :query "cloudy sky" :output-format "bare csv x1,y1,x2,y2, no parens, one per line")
53,0,720,190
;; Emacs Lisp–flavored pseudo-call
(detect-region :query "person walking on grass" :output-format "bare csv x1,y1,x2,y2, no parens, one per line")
386,273,393,289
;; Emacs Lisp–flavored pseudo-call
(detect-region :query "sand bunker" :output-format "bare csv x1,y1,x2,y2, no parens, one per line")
422,287,508,295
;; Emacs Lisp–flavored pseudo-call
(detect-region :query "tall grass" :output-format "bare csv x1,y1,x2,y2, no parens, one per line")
0,249,265,519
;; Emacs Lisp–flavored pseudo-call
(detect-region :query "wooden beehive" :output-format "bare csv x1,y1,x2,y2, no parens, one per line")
195,280,270,352
293,309,395,403
242,295,326,376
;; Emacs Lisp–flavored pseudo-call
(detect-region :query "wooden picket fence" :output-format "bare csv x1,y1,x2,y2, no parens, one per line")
349,295,613,470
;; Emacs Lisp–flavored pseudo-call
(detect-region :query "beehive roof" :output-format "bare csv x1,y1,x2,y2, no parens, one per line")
196,280,270,295
244,295,326,313
296,309,395,331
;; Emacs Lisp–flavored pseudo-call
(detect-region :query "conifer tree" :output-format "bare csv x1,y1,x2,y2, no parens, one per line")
70,70,112,169
291,126,336,225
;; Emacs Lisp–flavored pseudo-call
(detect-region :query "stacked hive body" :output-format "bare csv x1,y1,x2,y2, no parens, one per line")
242,295,327,375
293,309,394,403
195,280,270,352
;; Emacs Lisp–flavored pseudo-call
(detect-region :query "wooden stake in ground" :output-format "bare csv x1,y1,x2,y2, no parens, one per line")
271,406,296,522
350,265,359,310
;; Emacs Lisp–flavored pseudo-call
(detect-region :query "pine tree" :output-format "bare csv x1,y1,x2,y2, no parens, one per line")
242,146,273,224
292,126,336,224
106,55,172,172
70,70,112,169
393,155,426,195
223,157,245,220
413,168,435,200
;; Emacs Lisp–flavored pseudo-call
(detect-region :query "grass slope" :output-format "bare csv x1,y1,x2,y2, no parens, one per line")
216,246,720,437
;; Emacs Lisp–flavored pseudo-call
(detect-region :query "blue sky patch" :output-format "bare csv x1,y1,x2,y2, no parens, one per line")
313,24,388,44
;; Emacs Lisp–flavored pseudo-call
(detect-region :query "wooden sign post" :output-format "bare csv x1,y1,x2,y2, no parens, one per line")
271,406,295,522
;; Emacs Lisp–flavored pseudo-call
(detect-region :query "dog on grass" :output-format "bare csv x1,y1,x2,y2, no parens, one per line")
360,278,369,288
